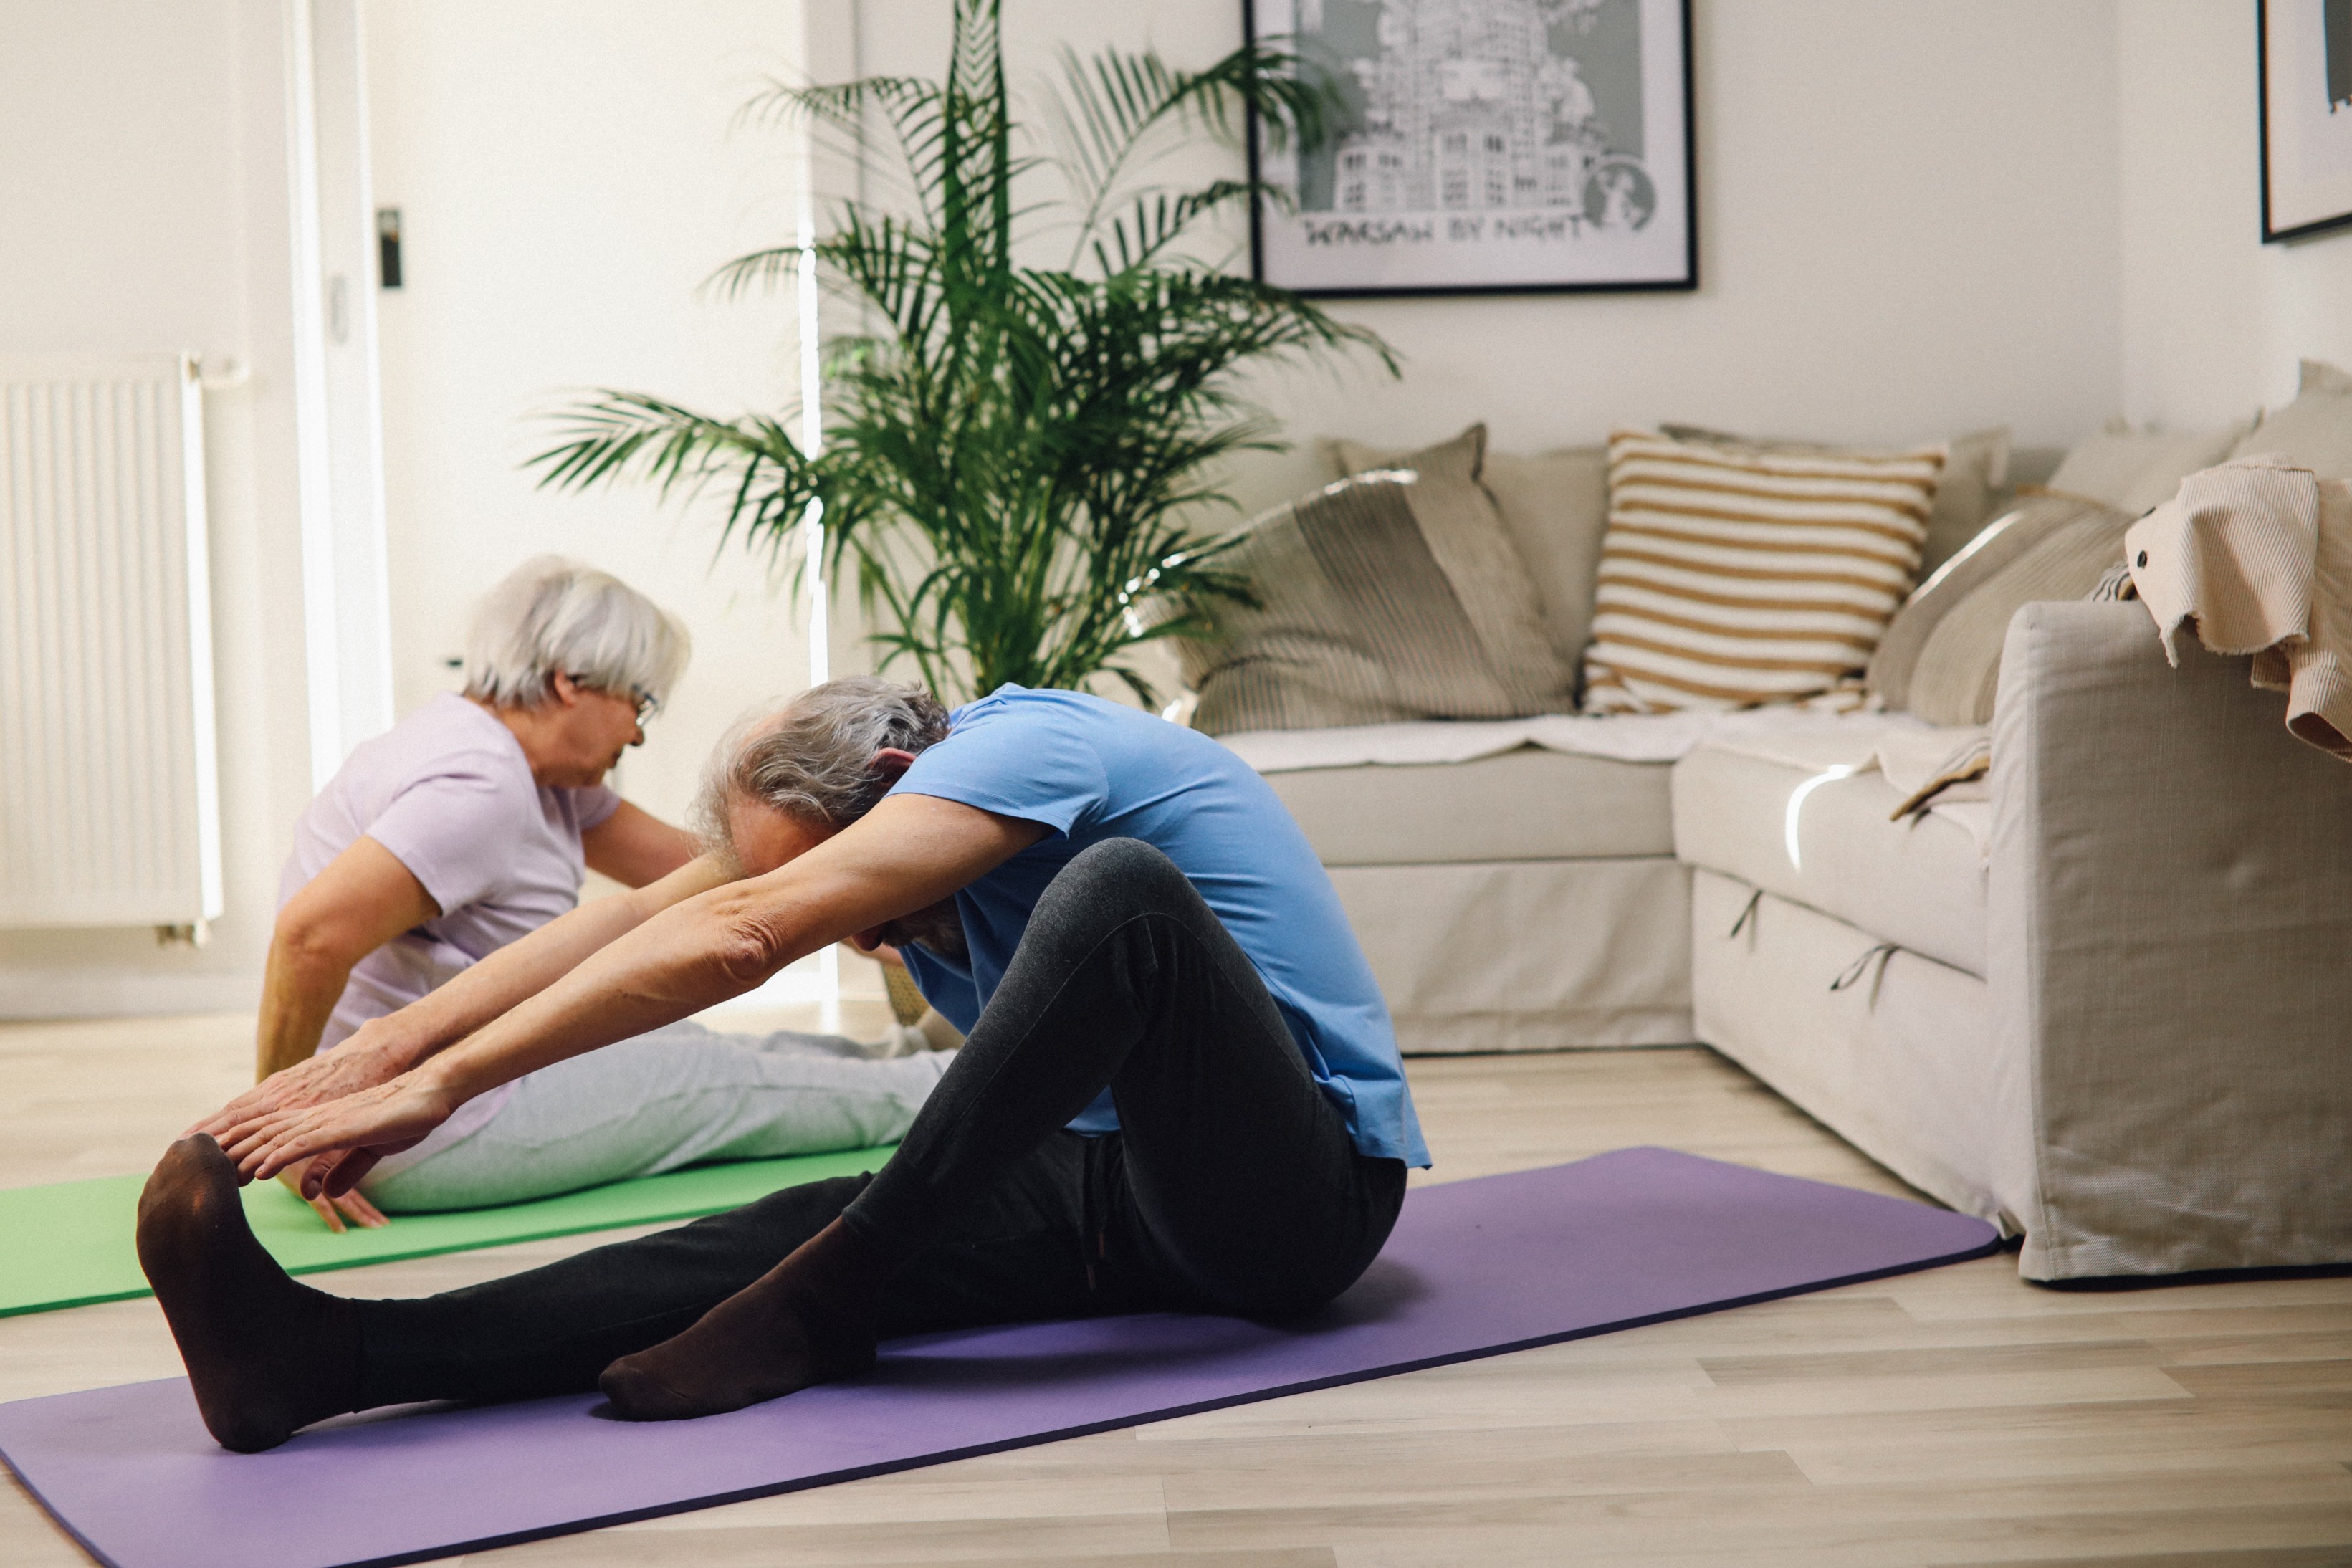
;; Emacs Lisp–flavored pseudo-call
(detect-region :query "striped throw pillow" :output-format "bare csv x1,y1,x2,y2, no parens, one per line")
1580,429,1946,712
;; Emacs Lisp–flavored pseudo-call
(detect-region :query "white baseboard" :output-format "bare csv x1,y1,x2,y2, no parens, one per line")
0,970,256,1020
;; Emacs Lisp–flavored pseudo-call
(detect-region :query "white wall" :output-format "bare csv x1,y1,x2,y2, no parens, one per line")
364,0,900,1005
0,0,321,1016
2116,0,2352,432
0,0,2166,1016
364,0,823,836
862,0,2128,519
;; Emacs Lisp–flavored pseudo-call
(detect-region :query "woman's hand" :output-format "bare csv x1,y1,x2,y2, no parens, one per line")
276,1158,391,1233
215,1072,456,1197
191,1020,419,1150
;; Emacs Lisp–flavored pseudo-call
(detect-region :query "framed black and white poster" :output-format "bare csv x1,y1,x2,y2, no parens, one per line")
1245,0,1696,297
2260,0,2352,243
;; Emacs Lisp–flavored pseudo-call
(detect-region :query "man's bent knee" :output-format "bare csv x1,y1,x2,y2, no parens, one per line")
1050,838,1196,914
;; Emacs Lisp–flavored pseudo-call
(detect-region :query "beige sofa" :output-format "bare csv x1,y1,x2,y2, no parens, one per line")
1679,602,2352,1280
1213,403,2352,1280
1248,598,2352,1282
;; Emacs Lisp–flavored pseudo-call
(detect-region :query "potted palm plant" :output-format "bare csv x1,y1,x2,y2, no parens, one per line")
530,0,1392,705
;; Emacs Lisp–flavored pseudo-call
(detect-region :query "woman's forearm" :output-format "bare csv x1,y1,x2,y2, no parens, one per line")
360,854,737,1074
253,939,353,1081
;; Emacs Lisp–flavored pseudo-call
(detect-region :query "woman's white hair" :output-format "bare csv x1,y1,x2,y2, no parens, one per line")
462,555,691,711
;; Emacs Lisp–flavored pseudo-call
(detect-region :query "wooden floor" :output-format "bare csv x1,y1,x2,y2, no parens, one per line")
3,1011,2348,1567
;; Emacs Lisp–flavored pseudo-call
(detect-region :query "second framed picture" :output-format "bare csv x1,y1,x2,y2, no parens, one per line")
2260,0,2352,243
1246,0,1696,297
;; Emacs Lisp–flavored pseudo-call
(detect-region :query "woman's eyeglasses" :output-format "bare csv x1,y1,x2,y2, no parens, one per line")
560,673,661,722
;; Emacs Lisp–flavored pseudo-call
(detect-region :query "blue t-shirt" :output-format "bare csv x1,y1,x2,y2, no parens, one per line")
890,686,1429,1167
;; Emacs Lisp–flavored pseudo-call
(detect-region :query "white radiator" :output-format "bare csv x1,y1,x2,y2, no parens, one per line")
0,355,222,929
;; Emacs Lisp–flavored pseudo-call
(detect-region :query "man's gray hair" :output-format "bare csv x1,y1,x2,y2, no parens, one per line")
698,677,952,851
462,555,691,710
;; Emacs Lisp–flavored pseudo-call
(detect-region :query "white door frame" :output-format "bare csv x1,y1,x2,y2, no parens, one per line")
282,0,396,786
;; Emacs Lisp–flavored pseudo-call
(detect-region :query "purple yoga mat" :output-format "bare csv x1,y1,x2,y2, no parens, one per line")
0,1148,1994,1568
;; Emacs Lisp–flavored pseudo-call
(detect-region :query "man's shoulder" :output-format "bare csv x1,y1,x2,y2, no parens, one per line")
952,684,1110,722
947,688,1247,779
953,686,1213,745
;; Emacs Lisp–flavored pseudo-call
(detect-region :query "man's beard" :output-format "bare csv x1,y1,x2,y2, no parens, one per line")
875,899,967,962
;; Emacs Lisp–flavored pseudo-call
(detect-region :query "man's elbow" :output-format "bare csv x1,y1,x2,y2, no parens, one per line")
702,898,793,993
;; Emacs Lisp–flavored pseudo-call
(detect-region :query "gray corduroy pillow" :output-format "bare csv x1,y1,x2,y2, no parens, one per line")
1870,492,2134,725
1324,428,1608,674
1178,426,1577,735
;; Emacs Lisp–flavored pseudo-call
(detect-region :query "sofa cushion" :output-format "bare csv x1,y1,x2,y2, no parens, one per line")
1582,429,1944,714
1263,745,1673,865
1327,432,1608,673
2229,358,2352,479
1671,741,1987,976
1868,492,2134,720
1663,423,2010,578
2050,418,2250,514
1908,499,2139,727
1178,426,1577,734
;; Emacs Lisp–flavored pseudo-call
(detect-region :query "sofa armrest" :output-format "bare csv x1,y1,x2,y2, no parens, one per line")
1987,601,2352,1278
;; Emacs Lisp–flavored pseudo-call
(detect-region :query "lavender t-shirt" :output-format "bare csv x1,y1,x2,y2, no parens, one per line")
277,692,618,1157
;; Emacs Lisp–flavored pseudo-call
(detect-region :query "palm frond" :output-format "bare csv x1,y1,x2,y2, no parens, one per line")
526,0,1393,703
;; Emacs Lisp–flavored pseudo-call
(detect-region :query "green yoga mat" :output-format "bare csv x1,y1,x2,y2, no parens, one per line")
0,1145,895,1319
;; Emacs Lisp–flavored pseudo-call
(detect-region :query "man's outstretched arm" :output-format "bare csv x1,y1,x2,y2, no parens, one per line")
194,849,740,1145
219,794,1045,1194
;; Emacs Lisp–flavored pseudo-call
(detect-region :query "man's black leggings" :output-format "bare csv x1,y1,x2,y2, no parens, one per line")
358,838,1408,1409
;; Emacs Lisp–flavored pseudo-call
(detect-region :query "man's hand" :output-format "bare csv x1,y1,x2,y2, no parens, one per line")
216,1071,454,1196
276,1158,390,1233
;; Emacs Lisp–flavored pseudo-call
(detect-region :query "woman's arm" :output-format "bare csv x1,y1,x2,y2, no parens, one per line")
256,837,441,1080
196,850,739,1145
224,793,1045,1195
254,837,439,1230
582,800,699,889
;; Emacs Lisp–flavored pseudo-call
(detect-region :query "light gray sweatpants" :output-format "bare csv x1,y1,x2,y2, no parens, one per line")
358,1019,952,1213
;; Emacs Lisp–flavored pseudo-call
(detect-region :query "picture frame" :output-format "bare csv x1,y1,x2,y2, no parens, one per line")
2260,0,2352,244
1244,0,1696,298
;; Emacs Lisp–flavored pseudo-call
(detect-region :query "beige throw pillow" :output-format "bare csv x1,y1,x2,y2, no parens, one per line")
1663,424,2007,578
1869,492,2133,715
2050,418,2254,513
2229,358,2352,480
1181,426,1577,734
1325,431,1607,671
1581,429,1944,713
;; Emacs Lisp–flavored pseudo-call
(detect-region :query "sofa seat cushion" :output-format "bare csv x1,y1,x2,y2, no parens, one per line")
1671,741,1987,976
1264,745,1673,865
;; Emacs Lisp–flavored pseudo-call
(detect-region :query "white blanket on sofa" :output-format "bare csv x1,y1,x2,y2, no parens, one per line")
1215,707,1963,773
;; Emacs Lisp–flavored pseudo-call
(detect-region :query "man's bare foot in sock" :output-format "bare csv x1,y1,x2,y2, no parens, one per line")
135,1135,360,1453
598,1218,884,1420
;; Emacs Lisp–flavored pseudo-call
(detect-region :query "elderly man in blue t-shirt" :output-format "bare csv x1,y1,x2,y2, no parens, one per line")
142,678,1427,1453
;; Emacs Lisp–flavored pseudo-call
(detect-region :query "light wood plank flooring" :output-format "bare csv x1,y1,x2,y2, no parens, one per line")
2,1012,2347,1567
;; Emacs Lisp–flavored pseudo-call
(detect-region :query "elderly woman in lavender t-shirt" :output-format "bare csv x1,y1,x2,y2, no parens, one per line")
263,557,952,1231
